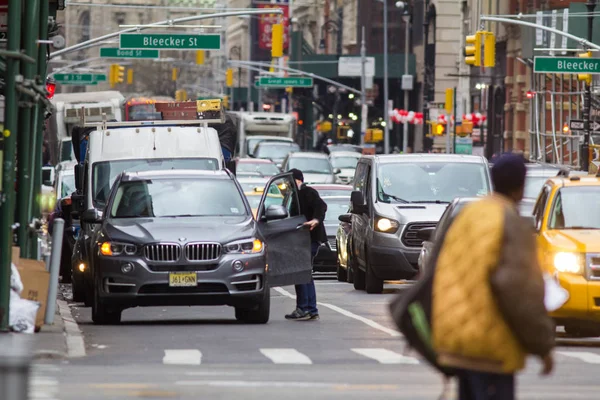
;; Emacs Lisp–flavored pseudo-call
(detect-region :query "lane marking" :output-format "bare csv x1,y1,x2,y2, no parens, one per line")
351,348,419,364
163,349,202,365
259,348,312,364
273,287,401,337
175,380,401,390
557,351,600,364
57,299,86,358
185,371,244,377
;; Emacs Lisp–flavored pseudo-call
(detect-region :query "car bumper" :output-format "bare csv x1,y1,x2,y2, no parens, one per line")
368,244,419,280
94,253,268,308
550,274,600,324
313,241,337,273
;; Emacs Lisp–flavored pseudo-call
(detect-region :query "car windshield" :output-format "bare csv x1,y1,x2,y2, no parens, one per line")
377,162,490,203
323,197,350,223
331,156,360,169
237,162,280,177
60,174,76,198
288,157,333,174
255,143,300,160
548,186,600,229
524,175,554,199
92,158,218,209
110,178,247,218
247,138,291,156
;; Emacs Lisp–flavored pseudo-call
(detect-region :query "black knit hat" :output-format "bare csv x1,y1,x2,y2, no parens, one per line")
289,168,304,182
491,153,526,195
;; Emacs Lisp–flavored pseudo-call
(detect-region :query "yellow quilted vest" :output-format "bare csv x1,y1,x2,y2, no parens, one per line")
432,196,526,373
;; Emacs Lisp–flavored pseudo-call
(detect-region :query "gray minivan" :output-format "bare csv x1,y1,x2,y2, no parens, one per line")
340,154,492,293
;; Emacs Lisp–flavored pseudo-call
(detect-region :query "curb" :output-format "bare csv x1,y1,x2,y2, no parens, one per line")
57,299,86,358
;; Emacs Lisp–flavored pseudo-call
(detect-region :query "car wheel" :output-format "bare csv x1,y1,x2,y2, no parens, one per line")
91,283,121,325
336,246,347,282
71,275,86,303
365,261,384,294
235,290,270,324
60,241,72,284
352,253,365,290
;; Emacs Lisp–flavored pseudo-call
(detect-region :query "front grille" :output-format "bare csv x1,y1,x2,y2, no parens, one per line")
328,239,337,251
147,264,218,272
144,243,181,262
138,283,228,294
185,243,221,261
401,222,437,248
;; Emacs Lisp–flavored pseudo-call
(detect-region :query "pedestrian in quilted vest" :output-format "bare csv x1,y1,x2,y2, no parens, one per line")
431,153,555,400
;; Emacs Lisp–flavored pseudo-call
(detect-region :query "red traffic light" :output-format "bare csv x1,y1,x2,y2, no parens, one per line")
46,81,56,99
526,90,534,99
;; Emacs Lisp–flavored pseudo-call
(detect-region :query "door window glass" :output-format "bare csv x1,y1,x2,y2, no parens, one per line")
261,175,300,219
533,186,549,231
353,162,367,192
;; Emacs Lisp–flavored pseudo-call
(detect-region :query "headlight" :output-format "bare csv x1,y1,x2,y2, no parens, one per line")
375,217,400,233
553,252,584,274
224,238,264,254
99,242,138,256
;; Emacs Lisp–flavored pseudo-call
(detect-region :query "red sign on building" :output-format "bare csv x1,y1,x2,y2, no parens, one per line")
257,4,289,51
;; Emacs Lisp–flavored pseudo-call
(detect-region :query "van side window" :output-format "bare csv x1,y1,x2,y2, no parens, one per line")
364,165,372,203
533,186,550,231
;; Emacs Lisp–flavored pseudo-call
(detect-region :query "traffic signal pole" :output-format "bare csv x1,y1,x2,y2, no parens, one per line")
16,0,41,259
582,0,597,172
0,0,23,332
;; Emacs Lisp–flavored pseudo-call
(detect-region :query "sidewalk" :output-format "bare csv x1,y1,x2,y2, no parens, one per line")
0,297,81,360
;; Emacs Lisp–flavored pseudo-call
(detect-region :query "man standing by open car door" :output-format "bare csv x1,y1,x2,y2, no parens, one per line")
285,168,327,321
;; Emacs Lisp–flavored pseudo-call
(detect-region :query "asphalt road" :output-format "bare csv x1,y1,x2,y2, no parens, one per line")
31,280,600,400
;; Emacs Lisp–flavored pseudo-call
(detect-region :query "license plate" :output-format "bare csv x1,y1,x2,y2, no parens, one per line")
169,272,197,287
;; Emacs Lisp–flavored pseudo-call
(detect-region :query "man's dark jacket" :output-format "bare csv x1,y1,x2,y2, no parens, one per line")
210,114,237,153
298,184,328,243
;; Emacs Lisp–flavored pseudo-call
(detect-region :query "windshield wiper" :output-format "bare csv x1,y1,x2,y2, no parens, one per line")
411,200,451,204
380,191,408,203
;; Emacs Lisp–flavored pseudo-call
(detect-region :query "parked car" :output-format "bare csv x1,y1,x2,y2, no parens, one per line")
79,169,313,325
417,197,480,277
313,196,351,275
235,158,281,178
281,152,340,184
254,141,300,168
330,151,361,184
342,154,492,293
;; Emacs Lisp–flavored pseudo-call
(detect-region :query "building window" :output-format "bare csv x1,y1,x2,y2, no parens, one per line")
115,12,126,26
79,11,90,43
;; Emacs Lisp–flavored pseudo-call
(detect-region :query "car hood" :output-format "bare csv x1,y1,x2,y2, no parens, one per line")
303,173,334,184
542,230,600,253
377,202,448,225
104,216,256,244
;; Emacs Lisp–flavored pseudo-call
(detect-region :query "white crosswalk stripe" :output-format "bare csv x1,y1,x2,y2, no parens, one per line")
557,351,600,364
163,349,202,365
351,348,420,364
259,348,313,364
29,364,61,400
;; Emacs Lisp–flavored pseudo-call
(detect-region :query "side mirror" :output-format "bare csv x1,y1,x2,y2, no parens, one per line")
71,193,85,212
74,164,84,191
338,214,352,223
417,227,435,241
350,190,368,214
81,208,102,224
334,168,342,174
264,204,289,221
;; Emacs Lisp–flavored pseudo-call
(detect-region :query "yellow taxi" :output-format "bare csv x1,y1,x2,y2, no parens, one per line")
244,186,284,219
533,170,600,336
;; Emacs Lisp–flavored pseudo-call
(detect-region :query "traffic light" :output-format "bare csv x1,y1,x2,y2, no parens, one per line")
196,50,205,65
483,31,496,67
127,68,133,85
578,51,593,85
175,89,188,101
431,122,446,136
226,68,233,87
172,68,179,81
465,32,482,67
445,88,454,115
109,64,125,87
271,23,283,58
223,95,230,109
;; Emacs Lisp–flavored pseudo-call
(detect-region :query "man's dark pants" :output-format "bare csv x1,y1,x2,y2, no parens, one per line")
458,369,514,400
294,242,320,315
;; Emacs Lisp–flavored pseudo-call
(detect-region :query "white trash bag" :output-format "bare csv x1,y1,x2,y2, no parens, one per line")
9,290,40,334
10,263,23,294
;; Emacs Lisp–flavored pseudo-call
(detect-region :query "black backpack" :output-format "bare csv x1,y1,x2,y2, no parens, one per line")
389,236,457,377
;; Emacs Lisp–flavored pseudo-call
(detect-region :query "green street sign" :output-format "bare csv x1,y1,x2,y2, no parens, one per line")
54,73,106,85
257,77,314,88
119,33,221,50
100,48,159,59
533,56,600,74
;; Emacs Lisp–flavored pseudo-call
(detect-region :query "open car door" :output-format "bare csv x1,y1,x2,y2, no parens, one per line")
256,172,312,287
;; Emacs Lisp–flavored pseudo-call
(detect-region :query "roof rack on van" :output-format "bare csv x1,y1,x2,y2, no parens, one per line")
83,99,226,129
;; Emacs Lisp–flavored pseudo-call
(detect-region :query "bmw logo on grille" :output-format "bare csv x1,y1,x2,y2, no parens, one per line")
178,237,187,242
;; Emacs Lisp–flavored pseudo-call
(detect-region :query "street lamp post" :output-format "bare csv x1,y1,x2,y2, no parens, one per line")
230,45,241,109
396,1,410,153
320,18,343,139
383,0,390,154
